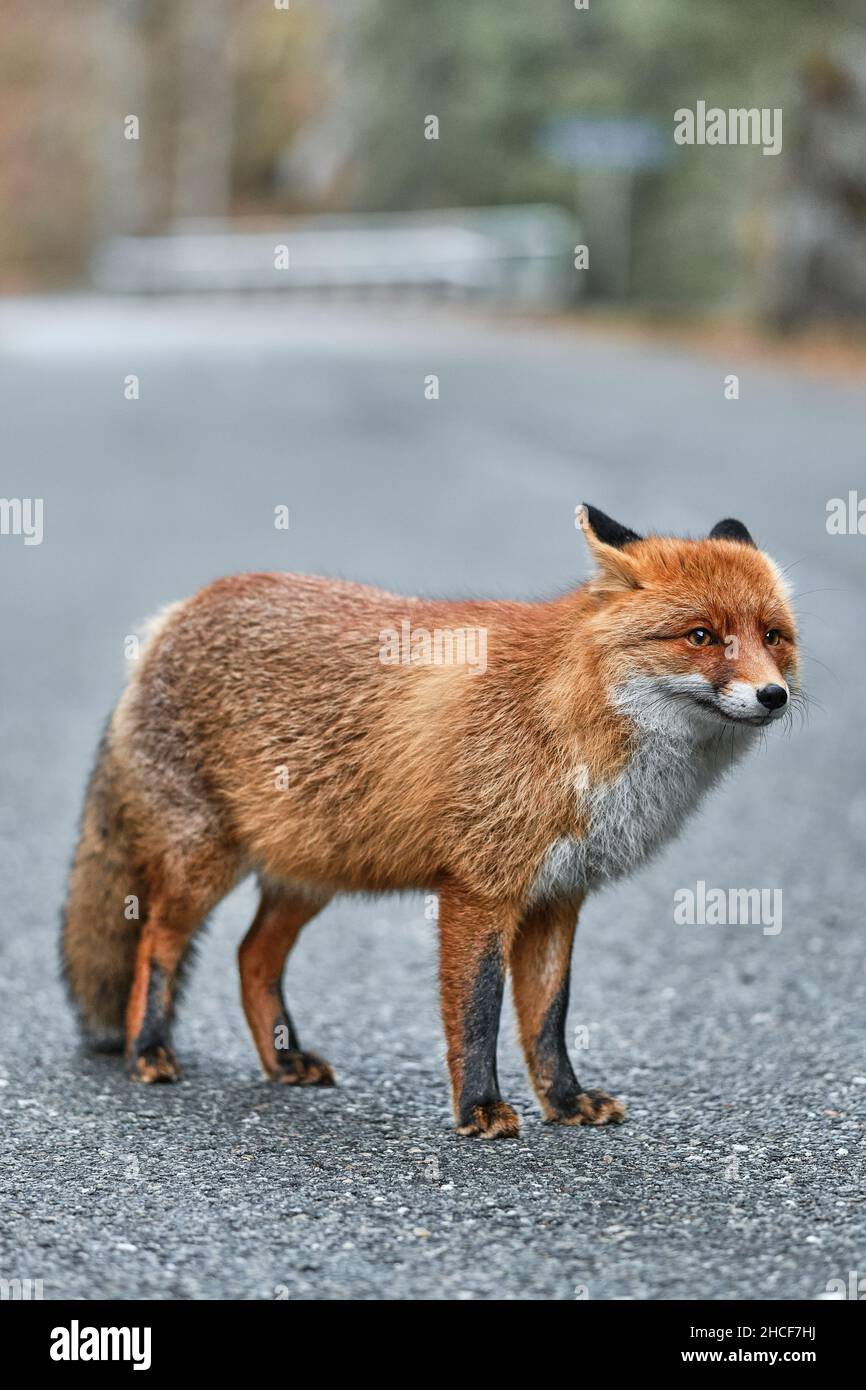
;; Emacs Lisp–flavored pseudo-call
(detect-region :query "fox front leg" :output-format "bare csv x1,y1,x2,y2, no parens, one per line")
437,886,520,1139
511,896,625,1126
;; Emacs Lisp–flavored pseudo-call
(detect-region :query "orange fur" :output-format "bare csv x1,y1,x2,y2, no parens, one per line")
61,510,798,1134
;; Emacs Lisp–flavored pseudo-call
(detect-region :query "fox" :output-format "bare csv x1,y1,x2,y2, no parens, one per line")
61,506,800,1139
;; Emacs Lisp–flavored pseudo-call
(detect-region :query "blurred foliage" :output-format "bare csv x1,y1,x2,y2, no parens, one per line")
1,0,865,313
231,3,326,204
0,0,325,286
0,1,97,287
350,0,863,308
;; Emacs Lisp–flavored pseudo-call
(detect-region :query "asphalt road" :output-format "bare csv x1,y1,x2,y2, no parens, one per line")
1,297,864,1301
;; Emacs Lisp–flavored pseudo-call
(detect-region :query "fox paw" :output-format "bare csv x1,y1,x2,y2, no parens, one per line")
128,1045,181,1084
456,1099,520,1140
549,1089,625,1126
270,1051,335,1086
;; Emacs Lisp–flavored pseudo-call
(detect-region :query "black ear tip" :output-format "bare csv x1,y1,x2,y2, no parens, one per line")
581,504,642,550
709,518,756,547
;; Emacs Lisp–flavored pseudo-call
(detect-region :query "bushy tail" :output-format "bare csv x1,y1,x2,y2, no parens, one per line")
61,723,146,1051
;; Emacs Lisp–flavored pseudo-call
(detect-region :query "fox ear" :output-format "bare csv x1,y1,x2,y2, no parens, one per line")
577,504,643,591
580,504,642,550
708,518,756,547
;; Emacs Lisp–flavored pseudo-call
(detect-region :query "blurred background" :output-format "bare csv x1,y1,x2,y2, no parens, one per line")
2,0,866,326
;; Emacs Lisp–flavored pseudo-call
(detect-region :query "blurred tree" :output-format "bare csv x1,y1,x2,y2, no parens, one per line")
348,0,862,310
0,0,99,286
2,0,865,317
172,0,234,221
231,0,334,210
0,0,331,285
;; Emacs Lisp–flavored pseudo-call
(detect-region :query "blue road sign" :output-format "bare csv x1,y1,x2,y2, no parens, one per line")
539,117,670,171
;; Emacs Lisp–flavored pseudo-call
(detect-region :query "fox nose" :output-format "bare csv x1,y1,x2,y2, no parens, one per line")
756,683,788,711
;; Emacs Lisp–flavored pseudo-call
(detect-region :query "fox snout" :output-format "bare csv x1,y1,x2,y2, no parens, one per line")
756,682,788,711
714,677,789,723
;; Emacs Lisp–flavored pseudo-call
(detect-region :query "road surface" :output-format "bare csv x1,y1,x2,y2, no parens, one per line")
0,297,863,1300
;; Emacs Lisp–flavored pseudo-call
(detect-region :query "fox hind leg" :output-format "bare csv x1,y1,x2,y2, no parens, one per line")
511,896,625,1126
126,896,204,1083
238,886,334,1085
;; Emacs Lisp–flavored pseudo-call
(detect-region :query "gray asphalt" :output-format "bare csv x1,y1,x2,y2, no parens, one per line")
0,296,864,1301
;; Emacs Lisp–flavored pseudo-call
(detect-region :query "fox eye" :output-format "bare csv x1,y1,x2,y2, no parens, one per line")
686,628,716,648
765,628,781,646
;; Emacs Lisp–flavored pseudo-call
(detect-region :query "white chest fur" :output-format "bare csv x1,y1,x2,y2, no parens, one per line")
529,682,758,903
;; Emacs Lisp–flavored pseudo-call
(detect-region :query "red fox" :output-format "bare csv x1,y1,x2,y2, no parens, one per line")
62,506,799,1138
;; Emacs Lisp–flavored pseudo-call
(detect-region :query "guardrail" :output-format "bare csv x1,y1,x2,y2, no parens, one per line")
90,206,580,310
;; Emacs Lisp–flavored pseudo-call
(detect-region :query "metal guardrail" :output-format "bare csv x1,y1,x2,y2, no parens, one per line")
90,206,580,309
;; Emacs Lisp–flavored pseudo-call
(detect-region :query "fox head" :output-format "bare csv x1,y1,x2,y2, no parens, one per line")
576,504,799,731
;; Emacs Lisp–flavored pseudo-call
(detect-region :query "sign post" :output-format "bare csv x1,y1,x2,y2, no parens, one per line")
539,117,671,298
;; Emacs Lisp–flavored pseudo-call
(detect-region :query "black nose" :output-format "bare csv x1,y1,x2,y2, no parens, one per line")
757,683,787,711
